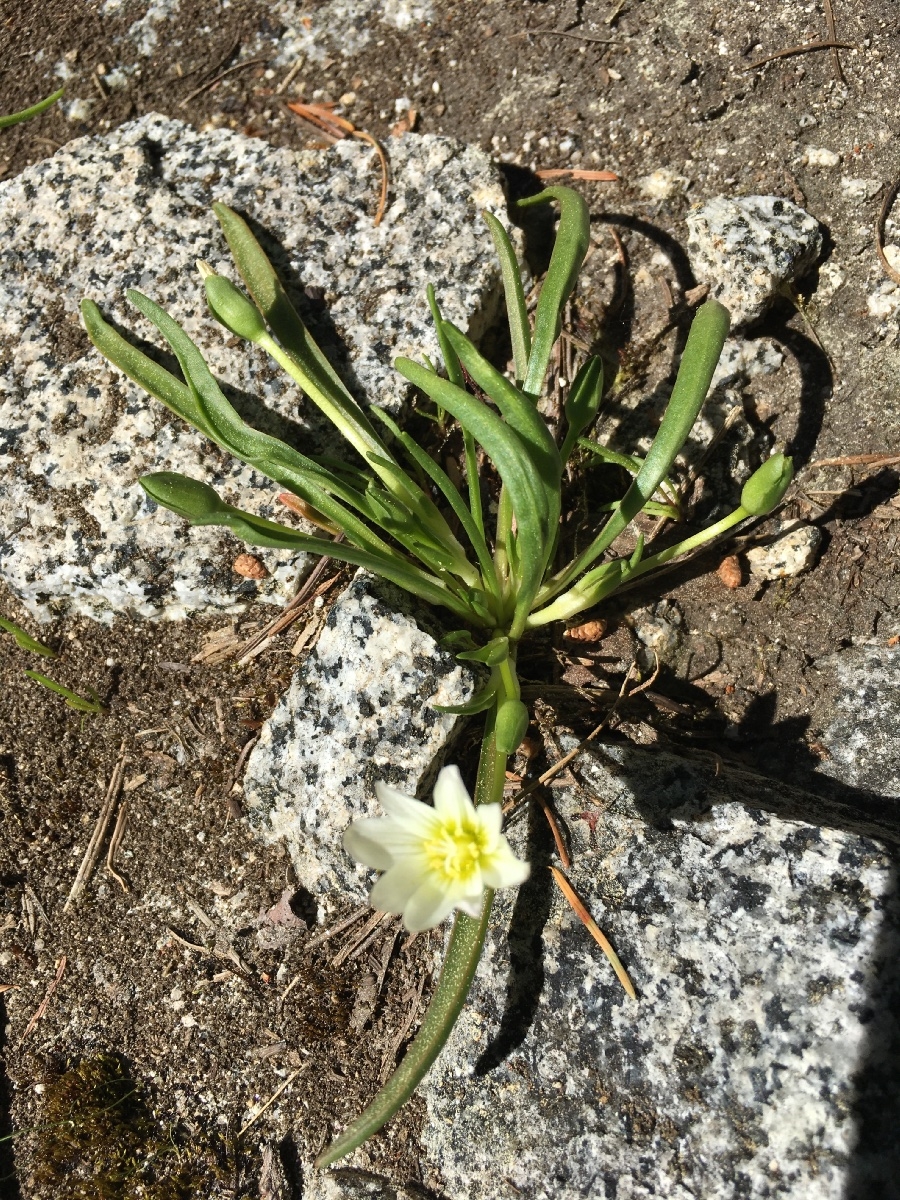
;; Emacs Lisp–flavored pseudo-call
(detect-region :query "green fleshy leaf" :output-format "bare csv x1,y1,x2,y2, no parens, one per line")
426,284,465,389
560,356,604,463
24,671,107,714
432,681,500,715
441,322,561,524
81,299,212,438
140,473,486,625
539,299,730,605
0,617,57,658
483,212,531,382
395,358,550,634
516,187,591,396
369,407,499,597
456,636,509,666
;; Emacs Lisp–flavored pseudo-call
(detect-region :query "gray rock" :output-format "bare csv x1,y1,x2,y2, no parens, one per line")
418,738,896,1200
0,115,512,622
746,519,823,579
242,576,473,905
686,195,823,326
815,644,900,800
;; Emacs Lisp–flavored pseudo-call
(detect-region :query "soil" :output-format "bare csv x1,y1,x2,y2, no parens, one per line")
1,1,899,1197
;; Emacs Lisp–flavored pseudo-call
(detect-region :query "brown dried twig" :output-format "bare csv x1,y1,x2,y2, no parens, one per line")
535,168,619,182
63,744,127,911
178,57,267,108
239,1066,306,1136
23,956,67,1038
503,660,648,817
286,101,389,224
808,452,900,469
744,40,853,70
106,799,130,892
823,0,847,84
549,868,636,999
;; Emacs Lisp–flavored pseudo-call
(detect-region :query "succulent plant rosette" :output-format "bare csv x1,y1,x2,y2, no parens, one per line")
82,186,792,1164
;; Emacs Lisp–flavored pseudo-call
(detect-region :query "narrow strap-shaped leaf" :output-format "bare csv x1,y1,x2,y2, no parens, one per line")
396,358,551,637
559,356,604,463
433,682,499,715
122,291,397,559
536,299,731,607
212,208,468,559
140,474,485,624
370,408,501,599
516,187,591,397
212,202,381,440
483,212,531,382
463,429,485,545
81,300,215,440
0,617,56,658
426,285,465,389
441,323,562,526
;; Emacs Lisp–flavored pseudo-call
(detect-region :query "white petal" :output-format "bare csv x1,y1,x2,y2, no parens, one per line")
454,887,488,919
343,818,396,870
481,840,531,889
369,860,427,913
432,765,475,825
476,801,503,841
402,877,459,931
375,781,438,832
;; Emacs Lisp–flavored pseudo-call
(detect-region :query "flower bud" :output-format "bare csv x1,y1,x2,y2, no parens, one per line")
203,273,267,343
495,699,530,755
740,453,794,516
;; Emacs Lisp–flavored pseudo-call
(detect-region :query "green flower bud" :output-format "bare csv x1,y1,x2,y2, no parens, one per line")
203,273,267,343
740,453,794,516
494,699,530,755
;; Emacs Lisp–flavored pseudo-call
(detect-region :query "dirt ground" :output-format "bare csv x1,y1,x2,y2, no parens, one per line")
1,0,899,1196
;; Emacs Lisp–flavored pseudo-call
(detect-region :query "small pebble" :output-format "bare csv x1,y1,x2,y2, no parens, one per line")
232,553,268,579
717,555,744,589
746,521,822,580
564,619,608,642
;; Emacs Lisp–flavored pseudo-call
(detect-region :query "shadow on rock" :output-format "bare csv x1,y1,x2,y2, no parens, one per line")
474,801,555,1076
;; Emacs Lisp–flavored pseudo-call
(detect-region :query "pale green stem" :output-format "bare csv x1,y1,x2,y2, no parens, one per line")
315,701,511,1169
627,505,750,579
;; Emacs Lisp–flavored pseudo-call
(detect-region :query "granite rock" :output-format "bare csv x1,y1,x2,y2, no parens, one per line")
0,115,512,622
242,576,474,905
746,519,823,580
686,195,823,326
417,738,897,1200
815,644,900,800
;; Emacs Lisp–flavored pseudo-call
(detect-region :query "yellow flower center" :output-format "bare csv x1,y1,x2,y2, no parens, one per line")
424,818,491,883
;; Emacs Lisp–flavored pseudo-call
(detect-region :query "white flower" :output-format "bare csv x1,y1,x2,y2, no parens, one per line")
343,766,530,931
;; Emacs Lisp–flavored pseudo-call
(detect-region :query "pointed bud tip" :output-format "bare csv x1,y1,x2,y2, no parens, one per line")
741,453,794,516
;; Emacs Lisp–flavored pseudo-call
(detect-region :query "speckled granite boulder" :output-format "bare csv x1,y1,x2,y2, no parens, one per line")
686,195,823,326
242,576,473,903
816,644,900,800
0,115,511,622
416,739,897,1200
